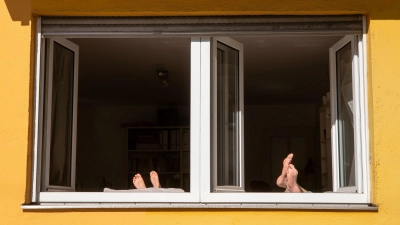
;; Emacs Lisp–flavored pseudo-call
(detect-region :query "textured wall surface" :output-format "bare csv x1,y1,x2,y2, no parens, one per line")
1,0,400,224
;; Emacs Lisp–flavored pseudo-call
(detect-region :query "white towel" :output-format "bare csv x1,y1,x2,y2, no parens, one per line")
104,187,184,193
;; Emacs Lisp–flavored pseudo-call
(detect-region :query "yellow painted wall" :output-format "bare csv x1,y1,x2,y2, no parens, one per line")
1,0,400,224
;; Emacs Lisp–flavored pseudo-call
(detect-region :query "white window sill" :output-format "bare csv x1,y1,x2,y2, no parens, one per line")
21,203,378,211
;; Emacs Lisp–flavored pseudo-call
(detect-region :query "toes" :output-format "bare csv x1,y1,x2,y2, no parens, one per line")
287,164,295,172
287,154,293,163
133,174,142,181
284,154,293,165
151,171,158,178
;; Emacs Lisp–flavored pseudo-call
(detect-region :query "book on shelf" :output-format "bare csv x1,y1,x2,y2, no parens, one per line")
171,130,177,150
176,131,180,150
128,155,177,173
137,157,154,172
182,129,190,151
162,130,169,150
130,129,162,150
169,155,180,172
159,130,163,149
153,155,167,172
182,152,190,173
128,156,136,172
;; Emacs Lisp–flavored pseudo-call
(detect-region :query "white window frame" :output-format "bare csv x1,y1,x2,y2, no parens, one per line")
31,17,370,205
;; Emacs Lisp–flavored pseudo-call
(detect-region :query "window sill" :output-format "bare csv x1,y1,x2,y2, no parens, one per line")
21,203,378,211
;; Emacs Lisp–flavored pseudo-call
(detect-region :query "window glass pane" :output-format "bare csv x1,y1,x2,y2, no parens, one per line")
216,42,240,186
49,42,75,186
336,43,355,187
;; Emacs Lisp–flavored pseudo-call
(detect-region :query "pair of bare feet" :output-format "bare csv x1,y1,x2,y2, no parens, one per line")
133,171,161,189
134,156,304,192
276,153,306,193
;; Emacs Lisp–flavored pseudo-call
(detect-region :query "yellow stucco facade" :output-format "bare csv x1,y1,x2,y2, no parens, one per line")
1,0,400,224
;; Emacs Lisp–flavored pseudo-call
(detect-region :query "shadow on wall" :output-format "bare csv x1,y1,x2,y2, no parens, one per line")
4,0,31,25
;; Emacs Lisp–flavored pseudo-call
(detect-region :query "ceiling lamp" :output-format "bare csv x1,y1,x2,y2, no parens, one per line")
156,68,170,87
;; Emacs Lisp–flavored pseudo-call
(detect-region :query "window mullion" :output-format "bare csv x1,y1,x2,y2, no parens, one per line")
190,37,202,201
352,36,363,194
32,16,44,202
358,26,371,199
199,37,212,200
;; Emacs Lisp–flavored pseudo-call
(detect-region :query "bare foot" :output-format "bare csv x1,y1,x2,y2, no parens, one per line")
150,171,161,188
286,164,301,193
133,173,146,189
276,153,293,188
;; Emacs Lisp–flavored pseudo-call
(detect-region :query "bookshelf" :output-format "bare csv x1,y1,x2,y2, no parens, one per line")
126,126,190,191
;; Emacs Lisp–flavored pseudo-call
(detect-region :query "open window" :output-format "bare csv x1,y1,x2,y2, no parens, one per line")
330,35,362,193
31,16,369,205
211,37,245,192
43,38,79,192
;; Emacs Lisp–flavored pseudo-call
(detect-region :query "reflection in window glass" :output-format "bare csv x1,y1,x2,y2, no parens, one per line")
49,42,75,186
216,42,240,186
336,43,355,187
